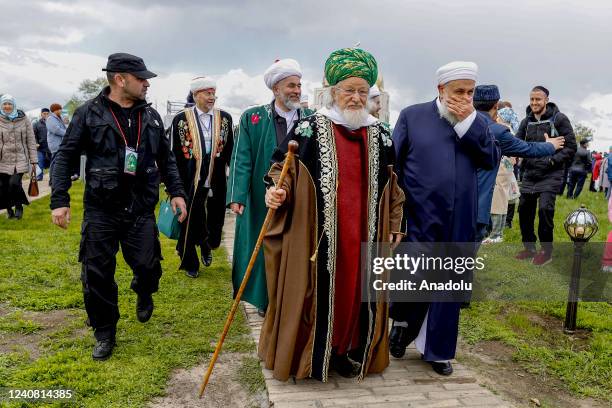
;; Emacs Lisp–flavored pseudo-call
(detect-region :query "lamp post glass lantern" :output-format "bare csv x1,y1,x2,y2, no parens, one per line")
562,205,598,334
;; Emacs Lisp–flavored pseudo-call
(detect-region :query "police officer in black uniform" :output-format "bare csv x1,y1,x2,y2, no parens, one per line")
50,53,187,360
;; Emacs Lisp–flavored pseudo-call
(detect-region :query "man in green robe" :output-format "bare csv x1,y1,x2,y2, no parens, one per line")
227,58,314,313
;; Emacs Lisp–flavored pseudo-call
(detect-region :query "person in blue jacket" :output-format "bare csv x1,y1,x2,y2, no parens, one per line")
472,85,565,242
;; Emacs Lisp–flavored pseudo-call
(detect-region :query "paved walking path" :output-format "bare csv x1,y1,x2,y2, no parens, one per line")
222,214,514,408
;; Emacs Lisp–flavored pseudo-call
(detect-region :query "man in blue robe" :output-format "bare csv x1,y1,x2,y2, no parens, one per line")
390,62,500,376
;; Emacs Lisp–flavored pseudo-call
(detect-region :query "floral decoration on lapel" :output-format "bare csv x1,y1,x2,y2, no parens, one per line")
379,127,392,147
251,113,261,125
294,120,313,138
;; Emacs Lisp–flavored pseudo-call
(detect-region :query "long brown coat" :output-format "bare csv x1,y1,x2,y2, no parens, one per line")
258,114,405,382
0,112,37,175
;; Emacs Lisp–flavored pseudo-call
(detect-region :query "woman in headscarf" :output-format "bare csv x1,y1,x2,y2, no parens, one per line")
0,94,38,219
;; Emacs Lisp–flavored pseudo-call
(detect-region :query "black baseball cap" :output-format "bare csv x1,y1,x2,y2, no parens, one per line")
102,53,157,79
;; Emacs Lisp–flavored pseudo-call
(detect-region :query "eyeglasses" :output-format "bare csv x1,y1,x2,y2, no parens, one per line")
335,87,369,98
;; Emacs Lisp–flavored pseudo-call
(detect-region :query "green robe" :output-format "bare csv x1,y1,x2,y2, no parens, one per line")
227,103,314,309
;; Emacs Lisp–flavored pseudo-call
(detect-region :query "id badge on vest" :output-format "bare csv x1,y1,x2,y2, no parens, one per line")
124,147,138,175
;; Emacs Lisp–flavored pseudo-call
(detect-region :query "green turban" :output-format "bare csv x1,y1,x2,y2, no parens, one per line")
324,48,378,87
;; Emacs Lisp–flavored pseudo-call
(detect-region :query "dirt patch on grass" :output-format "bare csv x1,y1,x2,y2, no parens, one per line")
149,352,267,408
0,305,81,359
460,340,606,408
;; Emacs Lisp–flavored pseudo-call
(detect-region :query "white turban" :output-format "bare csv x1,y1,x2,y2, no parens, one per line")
190,76,216,93
369,85,381,99
263,58,302,89
436,61,478,85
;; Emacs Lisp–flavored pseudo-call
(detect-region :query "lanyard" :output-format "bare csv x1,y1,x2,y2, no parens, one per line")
109,108,142,149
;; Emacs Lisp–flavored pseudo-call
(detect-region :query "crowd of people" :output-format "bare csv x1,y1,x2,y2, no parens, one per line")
1,48,609,382
0,99,76,220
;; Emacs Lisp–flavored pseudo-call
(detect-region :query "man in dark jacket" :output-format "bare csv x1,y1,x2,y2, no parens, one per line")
566,139,592,199
472,85,564,242
33,108,51,180
515,86,577,265
50,53,187,361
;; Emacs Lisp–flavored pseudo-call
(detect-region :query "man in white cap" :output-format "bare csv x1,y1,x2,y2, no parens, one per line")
389,62,499,375
169,76,234,277
367,84,382,118
226,59,313,314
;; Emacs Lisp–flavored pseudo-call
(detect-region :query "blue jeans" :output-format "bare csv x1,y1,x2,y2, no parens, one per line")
36,151,50,180
566,170,587,199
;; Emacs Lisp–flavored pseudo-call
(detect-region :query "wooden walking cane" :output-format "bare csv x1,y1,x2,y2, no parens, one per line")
198,140,299,398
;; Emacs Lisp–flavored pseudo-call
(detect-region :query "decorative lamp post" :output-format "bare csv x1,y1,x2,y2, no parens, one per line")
562,205,598,333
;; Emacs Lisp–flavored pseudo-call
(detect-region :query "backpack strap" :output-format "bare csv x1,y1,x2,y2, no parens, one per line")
548,112,559,137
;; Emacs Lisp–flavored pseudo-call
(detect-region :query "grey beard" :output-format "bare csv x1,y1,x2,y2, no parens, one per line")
282,95,302,111
438,100,459,126
341,107,369,129
366,99,379,116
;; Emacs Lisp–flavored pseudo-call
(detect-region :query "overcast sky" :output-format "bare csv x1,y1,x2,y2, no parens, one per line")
1,0,611,150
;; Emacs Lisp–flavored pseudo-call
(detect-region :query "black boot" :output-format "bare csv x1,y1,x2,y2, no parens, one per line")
14,204,23,220
201,247,213,267
136,294,154,323
6,207,15,219
92,338,116,361
330,353,360,378
428,360,453,376
389,324,409,358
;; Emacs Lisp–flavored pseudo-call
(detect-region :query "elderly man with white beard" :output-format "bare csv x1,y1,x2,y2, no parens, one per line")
367,84,382,119
259,48,405,381
227,59,313,315
389,61,500,376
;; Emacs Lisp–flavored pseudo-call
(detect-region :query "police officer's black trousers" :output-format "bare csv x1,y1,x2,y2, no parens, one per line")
79,209,162,341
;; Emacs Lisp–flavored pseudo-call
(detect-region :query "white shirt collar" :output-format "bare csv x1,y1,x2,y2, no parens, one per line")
195,106,212,117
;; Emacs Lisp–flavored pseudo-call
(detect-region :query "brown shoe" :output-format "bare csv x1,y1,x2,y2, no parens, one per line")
515,249,536,260
532,251,552,266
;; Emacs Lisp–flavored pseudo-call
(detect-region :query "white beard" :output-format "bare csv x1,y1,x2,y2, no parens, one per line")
282,95,302,111
366,99,379,116
438,100,459,126
340,107,369,129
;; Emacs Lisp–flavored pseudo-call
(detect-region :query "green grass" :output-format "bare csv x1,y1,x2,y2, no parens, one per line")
0,312,43,334
237,356,266,395
460,189,612,402
0,183,256,407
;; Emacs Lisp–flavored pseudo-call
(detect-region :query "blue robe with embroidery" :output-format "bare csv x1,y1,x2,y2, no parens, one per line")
390,99,499,361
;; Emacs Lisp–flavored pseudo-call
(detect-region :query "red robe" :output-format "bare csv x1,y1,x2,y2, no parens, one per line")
332,124,368,354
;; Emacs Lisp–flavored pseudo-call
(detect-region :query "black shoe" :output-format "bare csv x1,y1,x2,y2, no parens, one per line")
92,338,116,361
185,269,199,278
257,308,266,318
428,360,453,376
330,354,360,378
136,294,154,323
14,205,23,220
201,250,213,267
389,325,409,358
6,207,15,219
